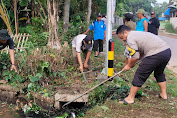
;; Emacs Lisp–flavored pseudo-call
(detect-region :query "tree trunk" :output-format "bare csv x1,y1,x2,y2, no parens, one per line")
86,0,92,24
47,0,61,49
63,0,70,32
13,0,19,34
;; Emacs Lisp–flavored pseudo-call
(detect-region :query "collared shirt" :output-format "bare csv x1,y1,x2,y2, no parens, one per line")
0,38,14,50
72,34,92,52
89,20,106,40
126,31,169,59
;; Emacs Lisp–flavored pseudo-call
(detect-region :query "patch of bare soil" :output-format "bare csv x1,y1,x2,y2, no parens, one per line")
158,31,177,39
84,93,177,118
0,102,20,118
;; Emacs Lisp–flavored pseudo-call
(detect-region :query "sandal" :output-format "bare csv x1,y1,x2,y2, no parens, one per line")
119,99,134,105
158,93,168,101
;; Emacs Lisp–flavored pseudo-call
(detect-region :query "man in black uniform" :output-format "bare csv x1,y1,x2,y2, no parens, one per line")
148,11,160,35
0,29,17,83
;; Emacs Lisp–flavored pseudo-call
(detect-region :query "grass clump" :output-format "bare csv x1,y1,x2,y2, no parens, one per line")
165,22,177,34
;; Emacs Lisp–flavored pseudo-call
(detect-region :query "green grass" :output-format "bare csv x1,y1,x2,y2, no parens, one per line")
160,21,167,29
165,22,177,34
81,37,177,118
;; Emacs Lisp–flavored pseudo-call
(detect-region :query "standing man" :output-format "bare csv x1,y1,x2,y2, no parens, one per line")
0,29,17,83
84,12,106,57
148,11,160,35
72,34,92,72
116,25,171,104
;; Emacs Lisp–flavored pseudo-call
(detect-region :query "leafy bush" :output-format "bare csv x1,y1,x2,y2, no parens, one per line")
61,20,92,46
19,17,48,46
165,22,177,34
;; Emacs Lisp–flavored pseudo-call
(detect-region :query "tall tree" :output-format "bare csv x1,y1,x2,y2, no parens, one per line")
47,0,61,49
63,0,70,32
153,2,168,17
124,0,155,14
86,0,92,23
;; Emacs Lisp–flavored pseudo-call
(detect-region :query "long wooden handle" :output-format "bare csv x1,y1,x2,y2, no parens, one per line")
62,70,123,108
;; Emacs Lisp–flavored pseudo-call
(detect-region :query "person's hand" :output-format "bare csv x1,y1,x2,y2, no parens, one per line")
83,32,87,35
11,65,17,72
112,32,116,35
79,65,84,72
84,62,88,68
121,65,131,71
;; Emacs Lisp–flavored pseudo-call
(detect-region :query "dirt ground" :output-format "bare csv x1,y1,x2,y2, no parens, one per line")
83,33,177,118
84,76,177,118
158,31,177,40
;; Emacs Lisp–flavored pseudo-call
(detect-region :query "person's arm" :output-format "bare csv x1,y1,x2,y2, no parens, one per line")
84,23,94,34
156,18,160,29
84,28,90,35
104,30,106,41
122,58,138,71
112,32,116,35
9,49,17,72
143,20,148,32
84,51,91,68
124,58,129,67
77,52,83,72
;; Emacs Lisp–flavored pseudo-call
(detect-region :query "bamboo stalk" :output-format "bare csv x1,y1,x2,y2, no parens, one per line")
37,0,47,18
0,0,12,35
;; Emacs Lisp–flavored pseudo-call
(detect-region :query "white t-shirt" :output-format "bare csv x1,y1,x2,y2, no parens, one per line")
72,34,92,52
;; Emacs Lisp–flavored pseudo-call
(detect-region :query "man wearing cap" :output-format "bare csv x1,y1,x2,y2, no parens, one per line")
116,25,171,104
72,34,92,72
136,9,148,32
0,29,17,71
84,12,106,57
148,11,160,35
0,29,17,83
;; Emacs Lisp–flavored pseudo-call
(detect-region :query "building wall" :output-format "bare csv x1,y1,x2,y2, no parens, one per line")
170,17,177,29
113,16,123,28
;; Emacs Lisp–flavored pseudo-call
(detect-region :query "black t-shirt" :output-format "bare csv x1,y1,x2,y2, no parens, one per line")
148,17,160,35
0,38,14,50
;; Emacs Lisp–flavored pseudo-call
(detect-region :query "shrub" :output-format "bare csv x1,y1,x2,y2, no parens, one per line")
165,22,177,34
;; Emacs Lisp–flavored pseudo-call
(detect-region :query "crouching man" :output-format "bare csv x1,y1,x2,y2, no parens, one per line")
116,25,171,104
72,34,92,72
0,29,17,83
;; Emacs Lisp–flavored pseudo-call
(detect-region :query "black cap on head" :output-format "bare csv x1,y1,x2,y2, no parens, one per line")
97,12,102,17
83,36,92,49
0,29,11,40
151,11,155,15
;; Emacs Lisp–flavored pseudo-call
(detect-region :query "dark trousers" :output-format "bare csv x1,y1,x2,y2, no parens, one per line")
132,49,171,87
94,39,103,52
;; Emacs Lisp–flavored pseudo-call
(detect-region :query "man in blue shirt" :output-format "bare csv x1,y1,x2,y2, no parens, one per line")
84,13,106,57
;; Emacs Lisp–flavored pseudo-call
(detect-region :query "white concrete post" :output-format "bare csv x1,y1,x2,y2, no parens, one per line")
105,0,116,76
